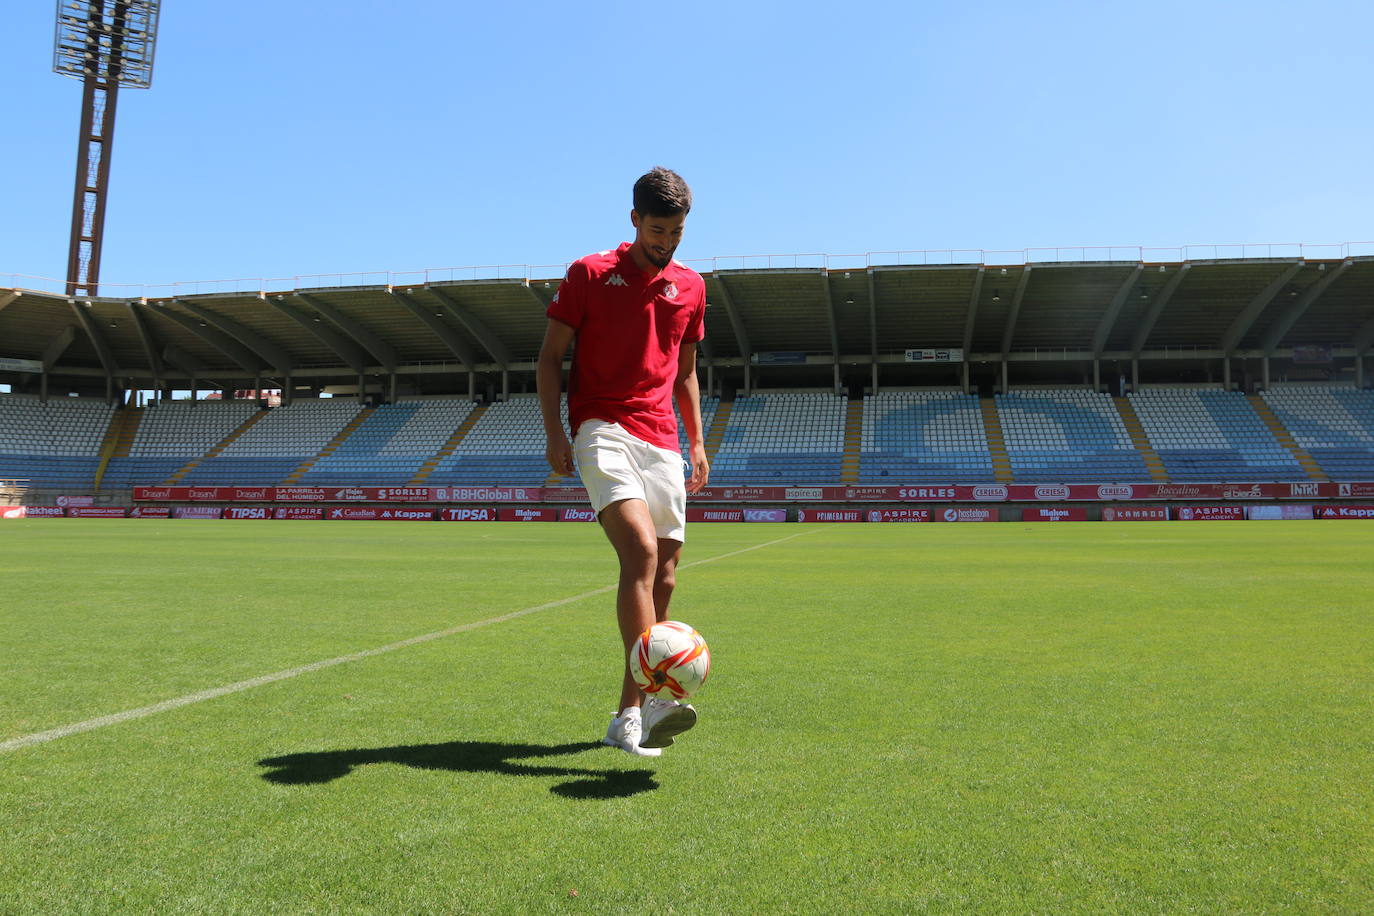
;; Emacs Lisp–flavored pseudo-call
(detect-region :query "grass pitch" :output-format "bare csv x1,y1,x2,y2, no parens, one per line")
2,519,1372,914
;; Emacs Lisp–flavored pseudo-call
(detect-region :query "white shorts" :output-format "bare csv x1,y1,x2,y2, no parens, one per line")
574,419,687,542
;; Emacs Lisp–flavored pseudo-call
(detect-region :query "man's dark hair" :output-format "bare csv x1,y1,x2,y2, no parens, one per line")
633,167,692,217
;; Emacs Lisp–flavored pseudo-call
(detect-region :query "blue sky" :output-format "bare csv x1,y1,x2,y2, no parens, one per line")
3,0,1372,291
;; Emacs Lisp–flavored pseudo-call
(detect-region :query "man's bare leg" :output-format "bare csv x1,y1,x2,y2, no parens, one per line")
653,537,682,622
597,498,659,713
640,536,697,749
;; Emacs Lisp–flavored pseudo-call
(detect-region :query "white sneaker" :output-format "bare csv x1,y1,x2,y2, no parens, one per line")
641,696,697,749
601,709,661,757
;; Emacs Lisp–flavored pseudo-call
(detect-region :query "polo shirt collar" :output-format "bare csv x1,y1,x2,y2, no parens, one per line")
616,241,681,285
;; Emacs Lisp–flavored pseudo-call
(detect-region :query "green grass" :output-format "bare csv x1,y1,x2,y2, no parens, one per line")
2,519,1372,913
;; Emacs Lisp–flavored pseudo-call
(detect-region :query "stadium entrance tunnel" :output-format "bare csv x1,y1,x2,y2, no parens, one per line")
257,739,657,799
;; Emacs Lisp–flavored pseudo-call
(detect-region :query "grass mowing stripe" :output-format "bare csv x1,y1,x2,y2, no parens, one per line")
0,526,819,754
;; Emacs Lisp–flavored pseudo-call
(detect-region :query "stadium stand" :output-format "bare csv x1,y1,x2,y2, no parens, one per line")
429,396,565,485
997,389,1152,482
858,390,996,482
1261,386,1374,481
101,398,259,487
298,398,476,485
1128,388,1307,482
676,395,720,468
0,395,112,488
710,392,846,485
179,399,362,485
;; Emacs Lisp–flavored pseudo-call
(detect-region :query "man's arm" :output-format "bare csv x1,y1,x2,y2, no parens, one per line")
537,318,576,475
674,341,710,493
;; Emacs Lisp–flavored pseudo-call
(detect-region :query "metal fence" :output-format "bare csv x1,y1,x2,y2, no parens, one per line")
6,241,1373,300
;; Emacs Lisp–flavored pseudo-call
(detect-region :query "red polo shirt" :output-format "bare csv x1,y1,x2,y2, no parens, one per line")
547,242,706,451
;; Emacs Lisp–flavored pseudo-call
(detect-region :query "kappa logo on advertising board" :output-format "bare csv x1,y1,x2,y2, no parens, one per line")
1319,506,1374,518
1034,486,1070,500
380,509,432,520
972,486,1007,501
1097,485,1133,499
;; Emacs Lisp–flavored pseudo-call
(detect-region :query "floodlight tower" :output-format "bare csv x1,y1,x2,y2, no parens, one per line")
53,0,160,297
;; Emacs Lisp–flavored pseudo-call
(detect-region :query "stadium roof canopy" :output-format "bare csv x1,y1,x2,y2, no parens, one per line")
4,245,1373,398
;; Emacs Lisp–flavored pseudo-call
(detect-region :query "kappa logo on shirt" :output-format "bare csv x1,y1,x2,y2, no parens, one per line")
604,273,629,287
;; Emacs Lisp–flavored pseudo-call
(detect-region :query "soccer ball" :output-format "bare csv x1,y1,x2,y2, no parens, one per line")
631,620,710,699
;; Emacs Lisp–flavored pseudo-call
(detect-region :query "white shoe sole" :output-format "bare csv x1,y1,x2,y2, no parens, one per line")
641,705,697,749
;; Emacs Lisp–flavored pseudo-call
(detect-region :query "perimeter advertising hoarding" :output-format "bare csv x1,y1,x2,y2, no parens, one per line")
437,508,497,522
743,508,788,522
328,507,436,521
129,506,172,518
1315,505,1374,518
274,507,325,520
542,488,591,503
686,508,745,523
432,487,538,503
173,507,222,519
1246,505,1314,520
1172,506,1244,521
866,508,932,522
1022,507,1090,522
55,495,95,507
937,507,997,522
1101,506,1168,521
796,509,864,522
223,507,270,520
128,481,1374,503
67,507,127,517
2,506,66,518
559,507,597,522
498,508,558,522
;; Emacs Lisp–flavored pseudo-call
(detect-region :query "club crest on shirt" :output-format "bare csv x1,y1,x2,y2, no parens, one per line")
663,282,679,300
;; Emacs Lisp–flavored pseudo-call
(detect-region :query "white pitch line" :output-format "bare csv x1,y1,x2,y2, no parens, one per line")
0,527,821,754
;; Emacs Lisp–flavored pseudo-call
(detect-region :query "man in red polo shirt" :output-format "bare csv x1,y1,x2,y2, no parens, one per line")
537,167,709,757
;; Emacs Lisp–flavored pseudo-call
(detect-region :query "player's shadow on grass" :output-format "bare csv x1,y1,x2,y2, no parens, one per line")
257,740,656,799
